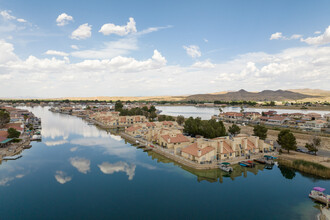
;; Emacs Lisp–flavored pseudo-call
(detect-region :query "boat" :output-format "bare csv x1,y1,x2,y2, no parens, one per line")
219,162,233,173
254,158,266,164
239,161,252,167
309,187,330,205
2,155,22,160
247,160,255,167
264,155,276,165
264,164,274,170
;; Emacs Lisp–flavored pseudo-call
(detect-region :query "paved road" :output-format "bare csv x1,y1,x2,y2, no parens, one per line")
273,141,330,157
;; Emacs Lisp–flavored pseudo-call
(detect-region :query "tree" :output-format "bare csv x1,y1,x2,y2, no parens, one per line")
228,124,240,136
148,105,156,113
176,115,185,125
0,109,10,127
253,125,268,140
277,129,297,153
183,117,226,138
7,128,20,138
240,106,244,113
279,166,296,180
305,136,321,155
115,100,123,111
149,112,157,121
270,101,276,106
219,107,223,114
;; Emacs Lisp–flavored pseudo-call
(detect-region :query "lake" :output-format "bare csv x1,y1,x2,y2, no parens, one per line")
156,105,330,120
0,106,328,219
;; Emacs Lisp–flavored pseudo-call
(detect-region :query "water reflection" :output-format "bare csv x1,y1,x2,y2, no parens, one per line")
44,140,68,146
98,161,136,180
54,171,72,184
146,150,273,183
279,165,296,180
69,157,91,174
70,147,78,152
0,174,25,186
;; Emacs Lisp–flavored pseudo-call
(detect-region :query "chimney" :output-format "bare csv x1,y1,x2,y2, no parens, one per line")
197,149,202,157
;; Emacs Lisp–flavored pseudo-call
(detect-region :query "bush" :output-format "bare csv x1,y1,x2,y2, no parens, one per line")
7,128,20,138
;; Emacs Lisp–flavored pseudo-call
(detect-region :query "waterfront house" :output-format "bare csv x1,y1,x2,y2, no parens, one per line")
181,142,216,164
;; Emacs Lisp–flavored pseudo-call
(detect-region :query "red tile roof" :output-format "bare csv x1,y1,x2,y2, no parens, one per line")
146,122,156,127
181,143,215,157
224,112,243,117
0,130,8,138
161,134,189,143
126,126,141,132
162,121,173,126
222,141,234,154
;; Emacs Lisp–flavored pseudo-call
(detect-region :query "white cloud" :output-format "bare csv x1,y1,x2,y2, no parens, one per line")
98,161,136,180
314,31,321,34
301,26,330,45
270,32,283,40
192,60,215,68
183,45,201,58
45,50,69,57
99,17,137,36
56,13,73,26
0,40,19,63
17,18,26,23
270,32,302,40
0,10,16,20
204,38,208,43
71,45,79,50
69,157,90,174
0,10,28,23
54,171,72,184
71,23,92,40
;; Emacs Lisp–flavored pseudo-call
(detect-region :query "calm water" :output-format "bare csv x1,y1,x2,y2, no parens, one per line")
0,107,328,219
157,105,330,120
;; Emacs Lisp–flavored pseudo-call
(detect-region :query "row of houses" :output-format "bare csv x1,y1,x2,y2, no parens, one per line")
125,121,274,164
218,111,330,132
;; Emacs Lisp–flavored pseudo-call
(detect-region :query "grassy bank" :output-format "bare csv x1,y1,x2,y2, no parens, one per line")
278,158,330,179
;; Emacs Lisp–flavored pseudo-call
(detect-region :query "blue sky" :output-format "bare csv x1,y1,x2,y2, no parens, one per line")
0,0,330,98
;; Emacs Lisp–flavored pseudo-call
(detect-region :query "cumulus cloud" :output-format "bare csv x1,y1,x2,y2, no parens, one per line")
192,60,215,68
99,17,137,36
0,39,19,63
69,157,90,174
45,50,69,57
98,161,136,180
183,45,201,58
56,13,73,26
301,26,330,45
270,32,302,40
1,39,330,97
54,171,72,184
71,23,92,40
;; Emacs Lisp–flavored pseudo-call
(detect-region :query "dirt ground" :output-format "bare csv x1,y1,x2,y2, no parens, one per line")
224,123,330,151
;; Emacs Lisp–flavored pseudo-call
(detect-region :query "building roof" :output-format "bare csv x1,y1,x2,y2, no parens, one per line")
224,112,243,117
181,143,215,157
0,130,8,138
222,141,234,154
161,133,190,143
146,122,156,127
162,121,174,126
126,126,141,132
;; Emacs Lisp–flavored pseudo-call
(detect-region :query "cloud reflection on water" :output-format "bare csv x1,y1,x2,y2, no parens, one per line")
54,171,72,184
98,161,136,180
69,157,91,174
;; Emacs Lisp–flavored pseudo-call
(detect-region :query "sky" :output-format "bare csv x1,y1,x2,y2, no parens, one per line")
0,0,330,98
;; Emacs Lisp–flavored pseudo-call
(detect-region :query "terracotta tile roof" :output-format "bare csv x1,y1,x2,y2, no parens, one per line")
146,122,156,127
120,117,126,122
162,121,173,126
222,141,234,154
0,136,7,142
126,126,141,132
224,112,243,117
134,116,140,122
247,140,257,150
181,143,215,157
5,123,23,131
161,134,190,143
0,130,8,138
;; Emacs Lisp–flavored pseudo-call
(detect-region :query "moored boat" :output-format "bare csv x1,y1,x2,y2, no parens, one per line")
309,187,330,206
219,162,233,173
254,158,266,164
239,161,253,167
247,160,255,167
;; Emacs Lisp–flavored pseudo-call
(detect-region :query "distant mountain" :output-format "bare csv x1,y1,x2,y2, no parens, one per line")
184,89,317,102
